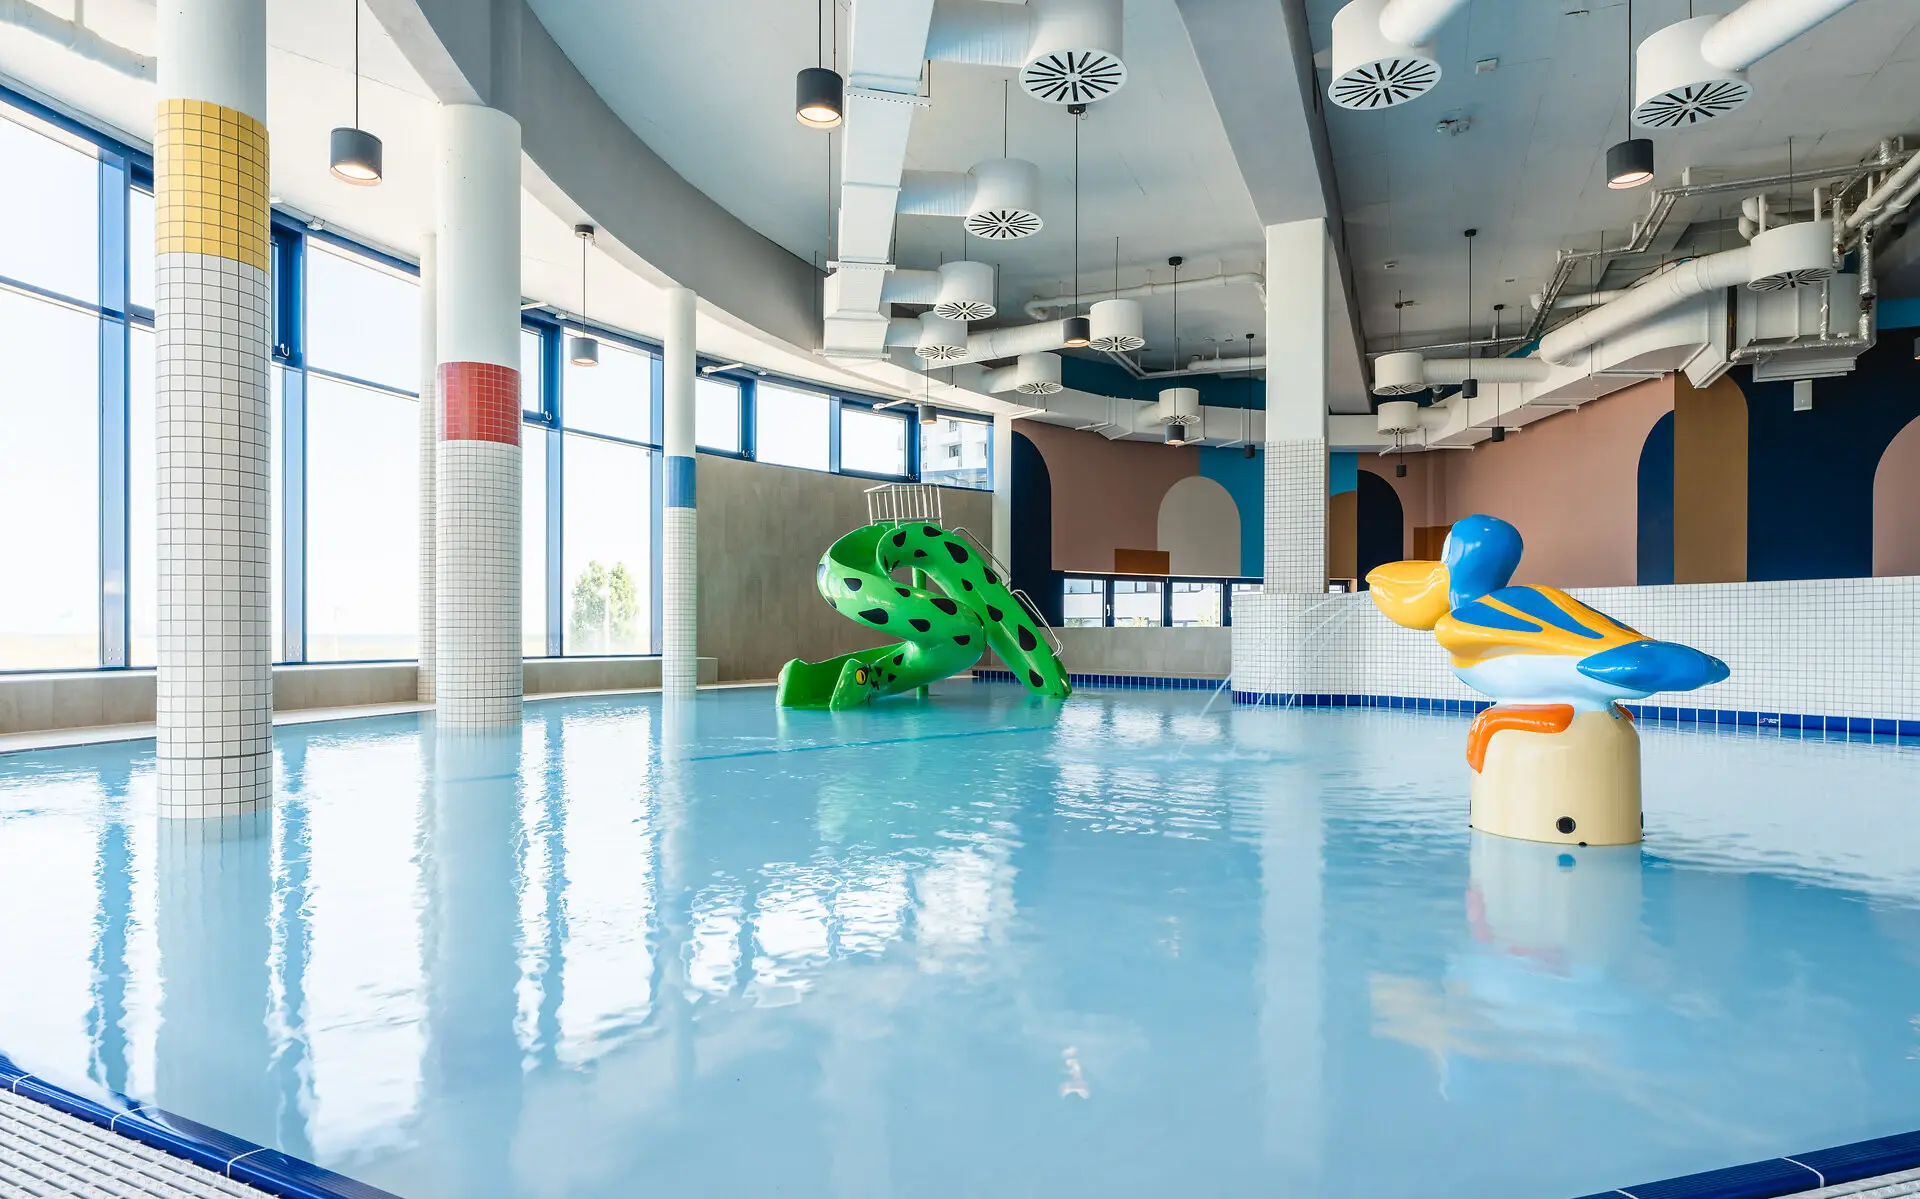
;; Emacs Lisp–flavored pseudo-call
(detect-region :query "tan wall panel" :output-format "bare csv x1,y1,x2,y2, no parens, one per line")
1672,373,1749,583
1874,415,1920,577
1328,489,1358,581
1015,420,1198,573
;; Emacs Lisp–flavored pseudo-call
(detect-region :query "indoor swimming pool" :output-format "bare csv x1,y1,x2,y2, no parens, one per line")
3,684,1920,1198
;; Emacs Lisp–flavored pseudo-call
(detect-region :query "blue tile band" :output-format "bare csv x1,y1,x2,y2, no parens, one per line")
1568,1128,1920,1199
972,670,1225,692
665,454,696,509
0,1051,399,1199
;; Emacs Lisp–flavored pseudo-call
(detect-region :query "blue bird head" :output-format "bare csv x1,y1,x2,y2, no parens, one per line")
1442,515,1524,608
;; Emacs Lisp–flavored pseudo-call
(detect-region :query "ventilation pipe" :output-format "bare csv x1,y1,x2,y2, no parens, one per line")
926,0,1128,104
1538,247,1756,366
1146,387,1202,427
1747,219,1835,290
880,261,999,321
1326,0,1458,110
944,319,1079,366
1087,299,1145,351
899,159,1044,240
915,312,970,361
1023,270,1266,320
1636,0,1863,127
0,0,154,79
1371,352,1550,394
1699,0,1863,70
980,353,1065,396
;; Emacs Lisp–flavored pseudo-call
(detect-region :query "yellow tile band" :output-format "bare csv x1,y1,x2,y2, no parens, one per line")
155,98,270,273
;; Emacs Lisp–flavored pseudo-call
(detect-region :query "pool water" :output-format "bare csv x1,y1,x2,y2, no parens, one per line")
3,684,1920,1198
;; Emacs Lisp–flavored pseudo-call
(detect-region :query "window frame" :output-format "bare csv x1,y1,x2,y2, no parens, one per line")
1061,573,1263,628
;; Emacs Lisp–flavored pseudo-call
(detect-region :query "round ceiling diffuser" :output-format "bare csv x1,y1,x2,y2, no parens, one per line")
1632,16,1752,128
963,159,1044,241
1371,351,1429,396
1088,298,1146,352
1327,0,1440,111
931,261,996,322
1021,49,1128,104
1747,220,1835,292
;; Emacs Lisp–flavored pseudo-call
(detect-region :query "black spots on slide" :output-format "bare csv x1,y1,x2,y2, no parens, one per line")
896,587,912,597
1017,625,1037,652
954,635,971,646
859,608,889,625
984,568,999,585
913,549,928,559
986,605,1004,622
893,654,904,666
923,525,942,538
944,541,970,564
930,598,959,615
961,580,974,591
845,577,863,591
892,530,908,548
909,618,931,633
1028,669,1045,689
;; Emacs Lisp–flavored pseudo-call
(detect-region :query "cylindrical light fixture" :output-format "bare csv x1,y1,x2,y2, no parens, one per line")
1243,442,1257,460
1395,461,1408,478
568,335,600,367
1460,377,1479,399
329,0,382,185
1489,425,1507,443
918,402,939,425
1062,315,1091,348
795,66,844,130
1607,137,1655,189
1164,422,1189,446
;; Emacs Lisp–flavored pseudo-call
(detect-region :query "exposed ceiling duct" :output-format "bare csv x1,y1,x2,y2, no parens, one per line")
879,260,999,321
980,353,1065,395
898,159,1045,240
1022,269,1266,320
1747,219,1836,290
945,318,1079,366
1538,248,1757,367
1635,0,1864,127
915,312,970,361
1325,0,1467,111
926,0,1129,105
1371,353,1550,394
1087,298,1145,351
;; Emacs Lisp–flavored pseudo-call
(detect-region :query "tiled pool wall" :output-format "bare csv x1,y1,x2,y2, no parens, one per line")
972,669,1225,691
1232,576,1920,731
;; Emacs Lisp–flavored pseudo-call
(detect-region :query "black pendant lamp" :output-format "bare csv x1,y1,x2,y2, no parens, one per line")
1487,301,1506,440
1607,0,1653,189
569,225,599,367
329,0,382,185
1062,105,1091,347
1242,331,1258,459
795,0,844,129
1460,229,1479,401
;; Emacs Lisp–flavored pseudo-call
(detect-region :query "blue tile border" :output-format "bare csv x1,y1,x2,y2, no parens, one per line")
0,1051,398,1199
1225,690,1920,743
971,669,1225,692
1569,1128,1920,1199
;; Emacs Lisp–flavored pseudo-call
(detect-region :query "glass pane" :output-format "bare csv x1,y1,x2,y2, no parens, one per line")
563,337,651,443
563,434,652,655
1062,579,1104,628
521,328,544,416
523,427,548,658
754,384,829,470
695,377,739,452
128,188,154,312
129,327,155,665
1112,580,1164,628
272,369,284,659
305,376,420,660
305,241,420,390
0,290,99,667
921,417,991,488
840,407,907,476
0,109,98,302
1171,581,1222,627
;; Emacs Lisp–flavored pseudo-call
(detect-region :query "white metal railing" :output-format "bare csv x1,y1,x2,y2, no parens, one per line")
865,483,943,526
949,525,1066,659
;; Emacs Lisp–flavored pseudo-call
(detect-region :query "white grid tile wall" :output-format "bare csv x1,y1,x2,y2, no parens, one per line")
417,367,438,704
1264,439,1327,592
155,254,274,817
662,506,697,697
435,440,522,726
1233,577,1920,723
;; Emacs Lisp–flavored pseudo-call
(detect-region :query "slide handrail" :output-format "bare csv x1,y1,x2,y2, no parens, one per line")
948,525,1065,660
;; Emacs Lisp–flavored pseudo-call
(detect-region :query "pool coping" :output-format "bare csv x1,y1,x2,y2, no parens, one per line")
1569,1129,1920,1199
0,1052,398,1198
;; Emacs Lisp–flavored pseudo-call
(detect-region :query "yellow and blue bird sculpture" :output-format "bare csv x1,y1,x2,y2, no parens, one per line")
1368,515,1728,844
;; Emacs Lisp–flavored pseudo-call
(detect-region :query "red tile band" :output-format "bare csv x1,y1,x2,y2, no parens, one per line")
439,361,522,445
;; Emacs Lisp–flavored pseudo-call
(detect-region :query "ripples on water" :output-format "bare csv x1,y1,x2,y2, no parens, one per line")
1,684,1919,1198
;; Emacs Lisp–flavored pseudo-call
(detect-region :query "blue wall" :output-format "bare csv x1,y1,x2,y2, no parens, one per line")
1197,446,1264,578
1637,411,1675,585
1060,355,1266,409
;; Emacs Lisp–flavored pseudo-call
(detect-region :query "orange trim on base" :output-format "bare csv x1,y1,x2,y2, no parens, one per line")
1466,703,1576,773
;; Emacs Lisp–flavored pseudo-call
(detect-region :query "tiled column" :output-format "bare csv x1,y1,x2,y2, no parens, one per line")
434,104,523,727
153,0,273,817
417,232,438,703
662,287,698,698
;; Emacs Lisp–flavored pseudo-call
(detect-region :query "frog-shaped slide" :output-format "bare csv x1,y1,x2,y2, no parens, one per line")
775,521,1072,709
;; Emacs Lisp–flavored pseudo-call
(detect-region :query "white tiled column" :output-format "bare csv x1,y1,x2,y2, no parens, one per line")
153,0,273,817
417,232,438,703
434,104,523,727
662,287,697,698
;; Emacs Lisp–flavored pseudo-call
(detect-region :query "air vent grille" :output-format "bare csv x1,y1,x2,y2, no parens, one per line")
1633,78,1752,128
964,209,1043,240
1021,50,1127,104
1329,57,1439,110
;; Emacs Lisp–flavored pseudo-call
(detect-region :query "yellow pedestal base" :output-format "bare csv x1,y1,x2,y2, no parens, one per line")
1470,709,1642,845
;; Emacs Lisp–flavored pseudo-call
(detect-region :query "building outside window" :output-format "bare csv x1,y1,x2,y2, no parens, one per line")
1112,580,1165,627
1063,579,1105,628
756,383,831,470
921,414,991,489
1171,581,1223,627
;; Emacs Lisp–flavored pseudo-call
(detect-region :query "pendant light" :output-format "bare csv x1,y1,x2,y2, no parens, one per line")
1487,302,1507,441
1242,331,1258,459
1459,229,1479,401
1607,0,1654,189
569,225,599,367
1062,104,1091,348
795,0,844,130
329,0,382,185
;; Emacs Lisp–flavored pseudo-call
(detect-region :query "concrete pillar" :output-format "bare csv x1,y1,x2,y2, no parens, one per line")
661,287,697,698
991,412,1014,564
434,104,523,727
417,232,438,703
153,0,272,817
1262,218,1330,593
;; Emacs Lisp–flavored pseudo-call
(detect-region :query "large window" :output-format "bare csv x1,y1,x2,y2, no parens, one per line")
129,328,156,666
1063,579,1105,629
921,416,991,489
695,377,741,453
755,384,830,470
0,110,97,302
1112,580,1165,628
305,242,419,390
523,430,549,658
305,378,420,661
1171,582,1223,627
563,336,651,443
562,435,653,656
840,406,908,476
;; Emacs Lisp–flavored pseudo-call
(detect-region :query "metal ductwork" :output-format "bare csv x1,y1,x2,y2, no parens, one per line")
1087,299,1145,351
898,159,1044,240
1371,352,1550,395
1635,0,1863,127
926,0,1128,105
1326,0,1462,110
1147,386,1202,427
880,260,999,321
980,352,1065,396
1538,247,1756,366
915,312,970,361
946,319,1077,366
1747,219,1836,290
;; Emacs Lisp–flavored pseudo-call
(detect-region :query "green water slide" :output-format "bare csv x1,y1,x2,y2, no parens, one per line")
776,520,1072,709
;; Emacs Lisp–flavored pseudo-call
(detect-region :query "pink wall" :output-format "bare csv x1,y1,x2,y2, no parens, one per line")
1016,420,1198,573
1362,377,1675,587
1875,414,1920,577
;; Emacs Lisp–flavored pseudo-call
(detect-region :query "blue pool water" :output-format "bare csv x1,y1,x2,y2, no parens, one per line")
3,683,1920,1198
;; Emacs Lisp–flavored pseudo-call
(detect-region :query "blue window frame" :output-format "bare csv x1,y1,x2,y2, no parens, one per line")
1061,573,1263,628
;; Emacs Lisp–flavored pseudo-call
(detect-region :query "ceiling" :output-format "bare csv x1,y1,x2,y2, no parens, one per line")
525,0,1270,373
1306,0,1920,354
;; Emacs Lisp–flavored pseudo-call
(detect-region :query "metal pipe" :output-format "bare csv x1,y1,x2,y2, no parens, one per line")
1023,271,1266,321
1538,247,1754,366
1845,150,1920,232
1700,0,1865,71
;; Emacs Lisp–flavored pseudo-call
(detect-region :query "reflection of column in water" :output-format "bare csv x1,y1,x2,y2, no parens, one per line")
657,697,696,1090
88,757,136,1096
1466,833,1644,970
155,809,275,1139
1258,750,1324,1190
423,726,525,1198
